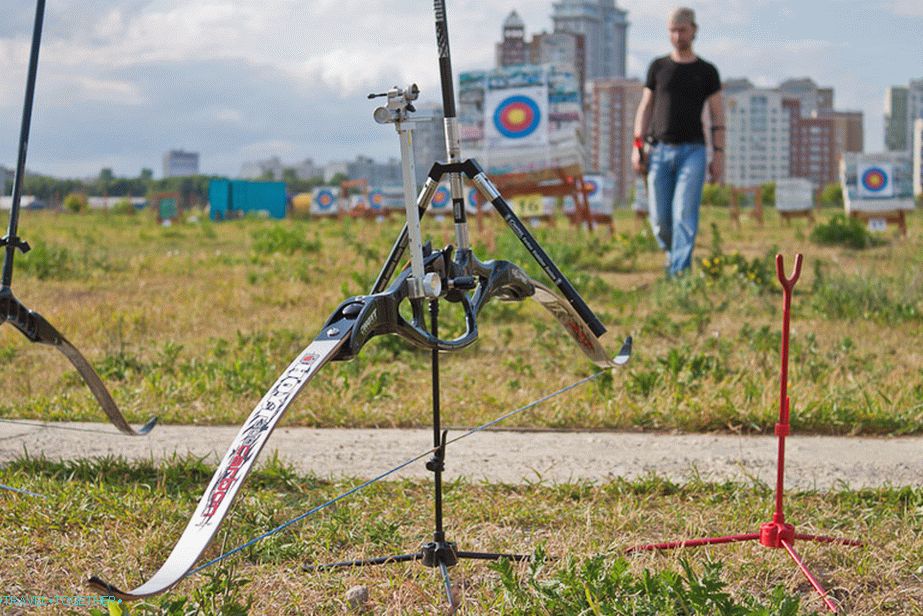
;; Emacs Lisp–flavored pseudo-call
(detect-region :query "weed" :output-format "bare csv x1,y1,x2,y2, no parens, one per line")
811,261,921,322
17,242,74,280
250,225,320,256
491,552,804,614
809,214,885,249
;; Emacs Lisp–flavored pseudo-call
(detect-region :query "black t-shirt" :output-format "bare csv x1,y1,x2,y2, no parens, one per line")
645,56,721,144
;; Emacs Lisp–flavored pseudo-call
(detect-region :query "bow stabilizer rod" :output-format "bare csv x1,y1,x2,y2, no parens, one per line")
1,0,46,286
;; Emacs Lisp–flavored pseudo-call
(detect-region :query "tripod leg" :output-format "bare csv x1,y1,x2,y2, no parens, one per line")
304,552,422,571
439,559,457,611
780,539,839,613
794,533,863,547
625,533,760,553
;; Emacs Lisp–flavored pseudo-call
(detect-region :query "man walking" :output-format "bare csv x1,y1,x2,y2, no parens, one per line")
632,7,724,276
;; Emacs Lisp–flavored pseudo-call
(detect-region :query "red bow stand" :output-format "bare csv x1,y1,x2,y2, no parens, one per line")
625,254,862,613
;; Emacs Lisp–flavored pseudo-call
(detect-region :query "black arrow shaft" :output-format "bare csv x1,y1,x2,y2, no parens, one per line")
3,0,46,288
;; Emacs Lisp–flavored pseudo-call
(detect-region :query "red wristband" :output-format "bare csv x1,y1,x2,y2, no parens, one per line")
633,137,644,151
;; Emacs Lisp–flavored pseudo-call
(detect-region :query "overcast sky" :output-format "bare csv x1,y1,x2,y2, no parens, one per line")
1,0,920,179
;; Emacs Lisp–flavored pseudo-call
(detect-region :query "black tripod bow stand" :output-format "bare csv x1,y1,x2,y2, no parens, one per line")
305,1,620,608
1,0,156,437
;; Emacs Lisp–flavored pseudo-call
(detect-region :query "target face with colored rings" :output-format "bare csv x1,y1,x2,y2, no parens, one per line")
316,190,335,210
583,179,599,198
493,95,542,139
369,191,384,210
861,167,888,193
432,186,451,209
467,188,480,207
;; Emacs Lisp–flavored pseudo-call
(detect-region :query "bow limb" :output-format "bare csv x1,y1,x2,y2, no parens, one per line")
528,279,631,368
87,321,353,601
0,289,156,436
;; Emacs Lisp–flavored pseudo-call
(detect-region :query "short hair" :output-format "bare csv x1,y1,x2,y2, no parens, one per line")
668,7,696,27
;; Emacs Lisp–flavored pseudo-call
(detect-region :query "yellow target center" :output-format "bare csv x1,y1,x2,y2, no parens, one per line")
507,108,527,125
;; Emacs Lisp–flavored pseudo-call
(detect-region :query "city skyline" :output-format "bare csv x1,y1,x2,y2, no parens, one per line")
0,0,921,179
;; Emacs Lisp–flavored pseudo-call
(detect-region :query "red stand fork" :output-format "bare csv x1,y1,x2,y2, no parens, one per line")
625,254,862,614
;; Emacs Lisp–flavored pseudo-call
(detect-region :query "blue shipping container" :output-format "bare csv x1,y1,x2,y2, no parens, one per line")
209,179,287,221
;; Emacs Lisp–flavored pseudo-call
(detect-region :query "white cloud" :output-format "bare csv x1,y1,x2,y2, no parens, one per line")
885,0,923,17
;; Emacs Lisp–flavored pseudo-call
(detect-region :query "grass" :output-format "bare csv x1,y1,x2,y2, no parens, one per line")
0,206,919,435
1,455,919,614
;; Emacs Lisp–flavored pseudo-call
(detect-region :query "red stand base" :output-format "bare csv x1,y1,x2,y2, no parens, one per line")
759,521,795,548
626,523,862,613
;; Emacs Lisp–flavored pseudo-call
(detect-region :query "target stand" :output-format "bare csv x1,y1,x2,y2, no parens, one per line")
625,254,862,614
729,186,764,227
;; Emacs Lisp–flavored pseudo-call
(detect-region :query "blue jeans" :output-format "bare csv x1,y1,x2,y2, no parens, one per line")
647,143,707,276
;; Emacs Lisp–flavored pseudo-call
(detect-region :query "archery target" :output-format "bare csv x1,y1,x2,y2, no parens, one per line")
368,189,384,210
431,185,451,210
582,178,600,199
858,163,893,198
311,187,338,216
493,95,542,139
485,86,548,147
466,187,481,215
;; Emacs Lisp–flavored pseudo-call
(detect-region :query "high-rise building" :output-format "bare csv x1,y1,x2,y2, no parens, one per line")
323,161,349,183
162,150,199,178
239,156,284,180
410,102,446,188
722,78,755,96
913,119,923,198
532,31,586,94
885,80,923,153
239,157,321,181
346,156,402,188
885,86,909,151
551,0,628,80
496,10,529,67
817,109,864,156
908,79,923,152
784,99,836,188
586,78,643,203
779,78,833,118
725,89,790,187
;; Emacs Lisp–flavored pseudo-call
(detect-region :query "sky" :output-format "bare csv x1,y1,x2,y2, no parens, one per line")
0,0,921,179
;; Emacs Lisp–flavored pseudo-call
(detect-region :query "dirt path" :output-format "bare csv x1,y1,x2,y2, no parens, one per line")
1,421,920,489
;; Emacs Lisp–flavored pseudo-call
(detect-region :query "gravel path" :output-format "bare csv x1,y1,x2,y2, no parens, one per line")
1,421,920,489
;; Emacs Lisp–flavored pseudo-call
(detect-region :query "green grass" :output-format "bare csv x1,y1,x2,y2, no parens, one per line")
0,206,920,435
1,455,919,614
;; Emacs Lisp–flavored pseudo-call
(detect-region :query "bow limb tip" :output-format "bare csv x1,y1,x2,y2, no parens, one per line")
613,336,632,366
87,575,129,601
137,415,159,435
